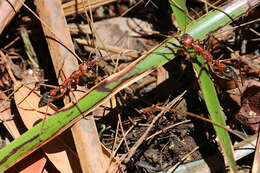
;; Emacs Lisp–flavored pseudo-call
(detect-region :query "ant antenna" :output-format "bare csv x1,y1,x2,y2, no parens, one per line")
15,0,83,62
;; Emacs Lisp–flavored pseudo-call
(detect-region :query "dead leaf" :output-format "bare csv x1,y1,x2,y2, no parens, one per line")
236,80,260,131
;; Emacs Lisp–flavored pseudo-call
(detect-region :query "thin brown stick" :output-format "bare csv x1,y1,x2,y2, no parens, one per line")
168,146,200,171
0,50,17,83
159,107,254,146
146,119,191,140
3,36,20,49
118,113,130,152
121,91,186,163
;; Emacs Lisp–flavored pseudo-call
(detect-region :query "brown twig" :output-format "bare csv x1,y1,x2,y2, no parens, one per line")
122,91,186,163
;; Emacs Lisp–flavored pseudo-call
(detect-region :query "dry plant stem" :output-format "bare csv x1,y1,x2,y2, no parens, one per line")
249,28,260,36
146,120,191,140
3,36,20,49
62,0,117,16
0,51,21,138
169,146,200,171
122,91,186,163
120,0,143,17
82,5,117,66
70,22,136,56
34,0,118,172
113,125,135,156
0,0,25,34
162,108,253,146
20,27,39,68
34,0,85,172
104,117,125,172
118,113,130,152
0,51,16,83
75,38,141,58
109,120,120,170
199,0,223,11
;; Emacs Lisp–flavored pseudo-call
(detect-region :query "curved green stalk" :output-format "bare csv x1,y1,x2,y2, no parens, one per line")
192,55,237,172
169,0,192,30
0,0,259,171
169,1,253,172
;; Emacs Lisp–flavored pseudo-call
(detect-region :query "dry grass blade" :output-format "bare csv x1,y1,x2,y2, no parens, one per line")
122,91,186,163
0,0,24,34
0,91,20,139
33,0,96,171
62,0,117,16
32,0,123,172
75,38,141,58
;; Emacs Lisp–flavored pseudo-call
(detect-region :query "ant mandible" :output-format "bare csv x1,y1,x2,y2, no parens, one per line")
38,60,96,107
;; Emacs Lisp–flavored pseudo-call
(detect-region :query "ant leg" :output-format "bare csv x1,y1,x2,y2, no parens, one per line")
183,49,191,60
179,46,206,79
196,56,207,79
39,87,68,107
38,83,60,89
16,84,41,106
193,50,210,79
38,84,60,107
67,87,84,117
56,59,67,80
38,59,67,107
51,88,68,101
59,68,68,81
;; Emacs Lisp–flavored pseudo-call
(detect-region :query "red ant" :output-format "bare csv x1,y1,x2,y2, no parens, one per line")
176,34,242,93
177,34,231,77
38,60,96,107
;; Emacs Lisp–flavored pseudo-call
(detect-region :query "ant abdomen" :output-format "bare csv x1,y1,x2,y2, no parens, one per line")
39,92,52,107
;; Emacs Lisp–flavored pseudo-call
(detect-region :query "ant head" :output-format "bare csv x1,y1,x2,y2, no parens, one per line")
180,34,194,48
79,61,96,72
